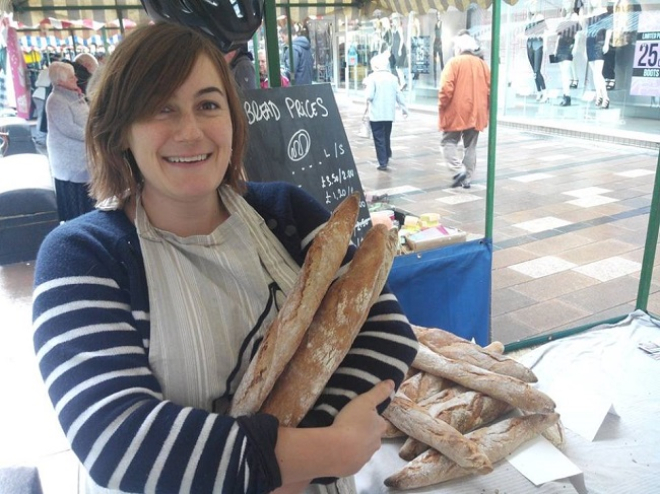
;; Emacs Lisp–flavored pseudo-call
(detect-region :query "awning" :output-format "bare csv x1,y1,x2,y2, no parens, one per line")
275,1,365,21
372,0,519,14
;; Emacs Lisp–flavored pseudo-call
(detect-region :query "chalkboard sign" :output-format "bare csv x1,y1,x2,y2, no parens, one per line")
241,83,371,243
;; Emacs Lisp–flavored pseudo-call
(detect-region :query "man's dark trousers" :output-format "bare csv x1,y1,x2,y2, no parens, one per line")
370,120,392,167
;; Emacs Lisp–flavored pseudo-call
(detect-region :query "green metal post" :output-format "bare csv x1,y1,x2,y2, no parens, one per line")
253,33,260,85
635,148,660,311
485,0,501,241
286,5,294,84
264,0,281,87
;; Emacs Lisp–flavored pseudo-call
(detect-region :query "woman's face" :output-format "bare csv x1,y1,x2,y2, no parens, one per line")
127,54,233,209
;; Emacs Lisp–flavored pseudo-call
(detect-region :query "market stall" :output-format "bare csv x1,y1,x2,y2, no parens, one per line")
356,310,660,493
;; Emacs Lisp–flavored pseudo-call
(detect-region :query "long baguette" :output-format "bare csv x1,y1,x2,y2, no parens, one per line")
260,223,396,426
385,413,560,490
399,391,512,461
426,341,538,383
230,193,360,416
383,394,493,474
413,344,555,413
411,324,468,347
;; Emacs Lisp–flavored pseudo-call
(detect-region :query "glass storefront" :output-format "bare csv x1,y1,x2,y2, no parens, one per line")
272,0,660,140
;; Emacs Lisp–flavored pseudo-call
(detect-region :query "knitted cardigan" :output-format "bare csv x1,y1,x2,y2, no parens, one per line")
33,181,418,493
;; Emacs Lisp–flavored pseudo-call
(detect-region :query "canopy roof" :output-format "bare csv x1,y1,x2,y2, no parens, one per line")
9,0,519,28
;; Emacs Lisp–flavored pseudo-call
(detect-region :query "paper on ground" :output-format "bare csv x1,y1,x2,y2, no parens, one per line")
548,379,618,441
507,435,582,486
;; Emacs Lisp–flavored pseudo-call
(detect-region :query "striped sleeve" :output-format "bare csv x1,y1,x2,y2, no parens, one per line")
32,222,280,493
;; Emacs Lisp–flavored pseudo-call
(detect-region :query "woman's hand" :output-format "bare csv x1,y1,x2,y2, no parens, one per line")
326,379,394,477
274,380,394,486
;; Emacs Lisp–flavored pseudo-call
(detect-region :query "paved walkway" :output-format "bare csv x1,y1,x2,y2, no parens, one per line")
333,91,660,345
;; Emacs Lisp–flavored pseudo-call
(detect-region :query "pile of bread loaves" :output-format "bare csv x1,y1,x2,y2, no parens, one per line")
226,192,560,491
229,193,399,425
382,326,561,490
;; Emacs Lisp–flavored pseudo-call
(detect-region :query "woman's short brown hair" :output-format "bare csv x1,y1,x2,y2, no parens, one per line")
86,22,248,206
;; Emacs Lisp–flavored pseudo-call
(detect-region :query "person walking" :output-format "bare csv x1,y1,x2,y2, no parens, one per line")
45,61,94,220
438,32,491,189
365,52,408,171
282,24,314,85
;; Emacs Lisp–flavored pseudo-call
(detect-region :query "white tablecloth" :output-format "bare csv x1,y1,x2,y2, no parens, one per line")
356,310,660,494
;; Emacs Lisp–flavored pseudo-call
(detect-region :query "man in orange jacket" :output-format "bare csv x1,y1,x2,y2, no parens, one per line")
438,31,491,189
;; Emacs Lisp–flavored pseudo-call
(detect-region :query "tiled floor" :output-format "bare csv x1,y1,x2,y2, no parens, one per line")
2,91,660,491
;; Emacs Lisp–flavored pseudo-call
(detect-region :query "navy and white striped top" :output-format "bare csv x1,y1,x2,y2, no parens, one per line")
33,181,418,493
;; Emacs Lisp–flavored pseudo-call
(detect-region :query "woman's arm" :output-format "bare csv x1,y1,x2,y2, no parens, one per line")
32,218,280,493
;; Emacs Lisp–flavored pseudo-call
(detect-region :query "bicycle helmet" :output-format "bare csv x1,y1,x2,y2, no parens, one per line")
140,0,264,52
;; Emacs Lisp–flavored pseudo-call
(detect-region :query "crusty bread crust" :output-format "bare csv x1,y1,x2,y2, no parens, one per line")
399,390,512,461
426,341,538,383
383,394,493,474
229,193,360,417
413,344,555,413
260,223,397,426
385,413,560,490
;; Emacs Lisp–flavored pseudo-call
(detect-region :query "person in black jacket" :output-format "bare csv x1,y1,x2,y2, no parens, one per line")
282,25,314,85
224,43,258,91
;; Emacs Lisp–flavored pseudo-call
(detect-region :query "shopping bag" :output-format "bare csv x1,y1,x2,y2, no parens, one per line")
358,116,371,138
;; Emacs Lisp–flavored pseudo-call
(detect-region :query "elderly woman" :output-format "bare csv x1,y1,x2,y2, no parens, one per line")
364,52,408,171
45,61,94,220
32,23,417,494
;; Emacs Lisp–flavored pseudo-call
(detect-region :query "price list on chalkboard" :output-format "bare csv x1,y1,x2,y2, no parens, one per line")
241,83,371,243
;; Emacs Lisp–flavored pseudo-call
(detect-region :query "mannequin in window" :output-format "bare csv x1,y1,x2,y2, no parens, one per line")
410,16,422,81
601,2,616,90
524,0,549,102
370,18,384,61
583,0,612,108
433,11,444,85
391,14,408,90
553,1,582,105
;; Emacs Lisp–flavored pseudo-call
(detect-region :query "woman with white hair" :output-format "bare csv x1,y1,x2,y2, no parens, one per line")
46,61,94,221
364,52,408,171
438,32,490,189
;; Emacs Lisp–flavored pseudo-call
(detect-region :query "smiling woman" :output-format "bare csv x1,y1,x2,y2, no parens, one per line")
31,21,418,494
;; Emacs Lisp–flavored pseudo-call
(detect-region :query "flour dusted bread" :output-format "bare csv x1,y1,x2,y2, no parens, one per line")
413,344,555,413
230,193,359,416
260,223,397,426
385,413,560,489
383,394,492,474
427,341,538,383
399,390,512,460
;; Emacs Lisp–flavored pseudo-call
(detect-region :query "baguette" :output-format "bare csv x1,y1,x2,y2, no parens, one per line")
484,341,505,354
385,413,560,490
230,193,359,416
413,344,555,413
260,223,396,426
411,324,468,347
426,341,538,383
383,394,492,474
399,371,449,403
399,391,512,460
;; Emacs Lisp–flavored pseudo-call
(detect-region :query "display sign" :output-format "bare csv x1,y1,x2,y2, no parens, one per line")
411,36,431,74
630,11,660,97
5,25,31,119
241,83,371,244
